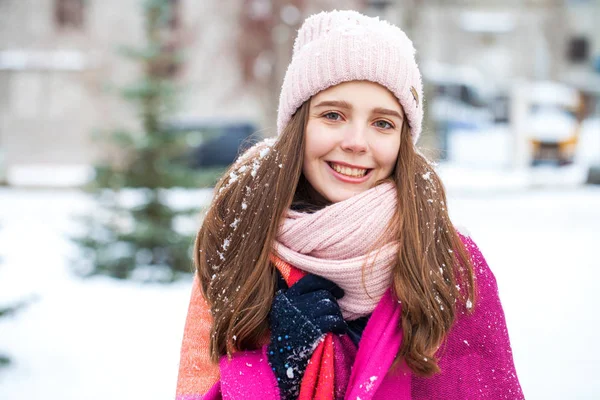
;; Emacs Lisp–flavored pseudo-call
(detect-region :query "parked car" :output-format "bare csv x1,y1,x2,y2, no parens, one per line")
165,121,258,168
526,82,583,166
425,64,496,127
423,63,499,159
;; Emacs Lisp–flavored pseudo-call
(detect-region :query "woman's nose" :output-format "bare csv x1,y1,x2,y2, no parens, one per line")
340,123,368,154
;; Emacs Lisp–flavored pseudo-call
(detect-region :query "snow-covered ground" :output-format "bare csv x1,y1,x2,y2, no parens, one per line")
446,186,600,400
1,171,599,400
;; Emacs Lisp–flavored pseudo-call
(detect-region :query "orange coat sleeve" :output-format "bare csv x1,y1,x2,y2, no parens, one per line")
176,274,220,399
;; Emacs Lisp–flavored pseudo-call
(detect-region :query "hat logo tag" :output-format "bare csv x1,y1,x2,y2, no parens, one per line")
410,86,419,106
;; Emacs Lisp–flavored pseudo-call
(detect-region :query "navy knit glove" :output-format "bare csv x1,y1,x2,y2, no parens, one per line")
268,273,346,399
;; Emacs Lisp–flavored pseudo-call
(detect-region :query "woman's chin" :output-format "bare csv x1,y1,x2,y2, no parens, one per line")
322,186,369,203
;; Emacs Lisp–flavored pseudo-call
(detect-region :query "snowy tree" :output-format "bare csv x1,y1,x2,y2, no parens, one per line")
73,0,204,282
0,228,29,367
0,300,28,367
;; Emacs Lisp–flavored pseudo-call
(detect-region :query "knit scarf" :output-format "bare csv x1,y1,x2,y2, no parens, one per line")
268,254,407,400
273,182,399,320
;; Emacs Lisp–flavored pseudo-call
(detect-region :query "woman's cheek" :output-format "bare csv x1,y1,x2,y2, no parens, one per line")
375,138,400,170
307,125,335,157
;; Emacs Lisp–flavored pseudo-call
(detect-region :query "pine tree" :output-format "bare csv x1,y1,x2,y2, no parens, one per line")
0,300,28,368
73,0,204,282
0,223,7,367
0,251,9,367
0,225,29,367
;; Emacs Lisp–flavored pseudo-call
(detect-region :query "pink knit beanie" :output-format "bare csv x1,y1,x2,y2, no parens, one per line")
277,9,424,142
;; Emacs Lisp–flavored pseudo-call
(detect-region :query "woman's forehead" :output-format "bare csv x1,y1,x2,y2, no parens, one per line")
311,81,404,113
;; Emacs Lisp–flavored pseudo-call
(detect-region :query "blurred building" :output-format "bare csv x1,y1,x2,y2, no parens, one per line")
0,0,598,185
0,0,258,178
375,0,600,161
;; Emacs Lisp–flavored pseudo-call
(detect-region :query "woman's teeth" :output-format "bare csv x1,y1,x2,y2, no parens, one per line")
330,163,368,177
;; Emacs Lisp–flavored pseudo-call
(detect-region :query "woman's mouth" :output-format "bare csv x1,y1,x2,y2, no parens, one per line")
327,161,373,183
330,162,367,177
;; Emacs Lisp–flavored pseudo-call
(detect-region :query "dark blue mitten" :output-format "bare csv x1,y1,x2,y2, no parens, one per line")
268,274,346,399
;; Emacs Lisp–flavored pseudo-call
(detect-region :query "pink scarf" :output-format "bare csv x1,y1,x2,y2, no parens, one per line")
273,182,399,320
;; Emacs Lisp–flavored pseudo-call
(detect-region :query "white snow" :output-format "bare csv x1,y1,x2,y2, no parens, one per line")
445,183,600,400
0,190,191,400
251,160,259,178
447,124,512,168
361,375,377,392
259,147,270,159
528,81,580,108
0,50,89,72
5,164,94,187
527,107,577,141
574,117,600,167
1,172,600,399
222,238,231,250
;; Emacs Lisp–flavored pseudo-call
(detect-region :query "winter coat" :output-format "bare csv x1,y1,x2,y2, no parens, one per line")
176,235,524,399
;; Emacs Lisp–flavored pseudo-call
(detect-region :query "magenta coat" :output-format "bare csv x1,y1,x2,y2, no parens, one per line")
180,235,524,399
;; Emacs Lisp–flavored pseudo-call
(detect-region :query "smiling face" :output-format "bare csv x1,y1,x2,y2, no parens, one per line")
302,81,404,203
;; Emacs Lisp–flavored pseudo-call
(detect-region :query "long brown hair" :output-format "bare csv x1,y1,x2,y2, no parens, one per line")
195,100,475,377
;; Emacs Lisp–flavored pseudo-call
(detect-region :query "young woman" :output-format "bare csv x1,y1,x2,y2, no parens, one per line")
176,10,523,400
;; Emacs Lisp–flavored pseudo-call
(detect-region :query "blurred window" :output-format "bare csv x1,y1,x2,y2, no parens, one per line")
434,83,487,108
567,36,589,63
54,0,85,30
168,0,181,30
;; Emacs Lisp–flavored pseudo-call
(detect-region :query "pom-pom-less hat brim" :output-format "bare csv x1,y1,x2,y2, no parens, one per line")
277,10,424,143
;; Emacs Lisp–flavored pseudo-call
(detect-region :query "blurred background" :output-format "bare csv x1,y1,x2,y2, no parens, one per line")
0,0,599,399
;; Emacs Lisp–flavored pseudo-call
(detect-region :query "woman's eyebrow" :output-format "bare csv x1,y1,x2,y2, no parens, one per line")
313,101,403,120
372,107,404,120
313,100,353,110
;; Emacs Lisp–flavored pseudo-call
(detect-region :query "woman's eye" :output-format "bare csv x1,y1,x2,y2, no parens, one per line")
374,120,393,129
323,112,342,121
